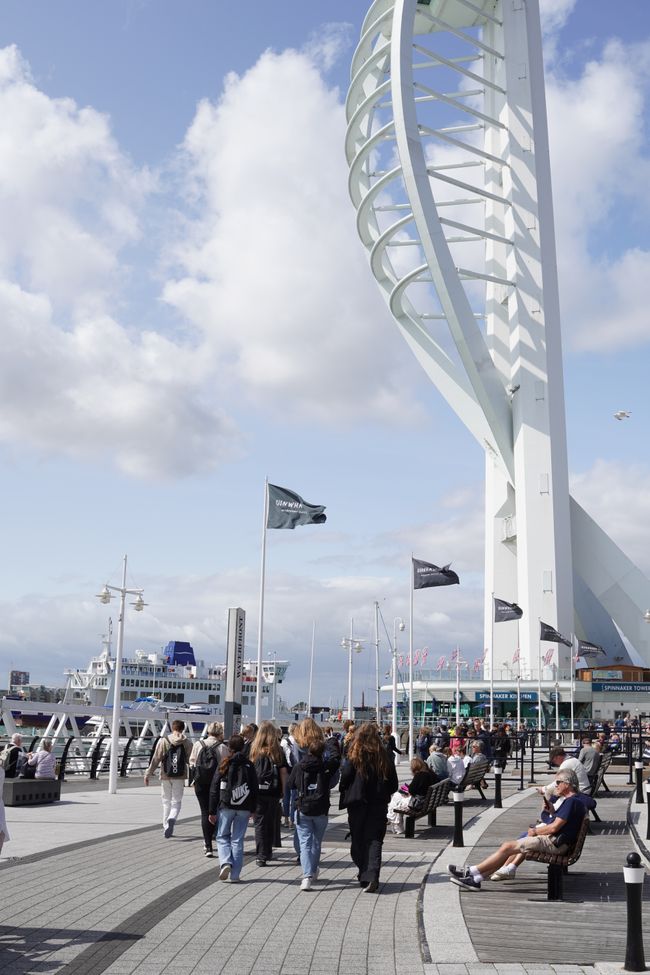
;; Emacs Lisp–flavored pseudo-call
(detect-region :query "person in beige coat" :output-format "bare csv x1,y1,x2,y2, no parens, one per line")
144,720,193,837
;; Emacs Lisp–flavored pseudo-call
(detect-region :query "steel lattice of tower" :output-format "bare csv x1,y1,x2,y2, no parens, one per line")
346,0,650,676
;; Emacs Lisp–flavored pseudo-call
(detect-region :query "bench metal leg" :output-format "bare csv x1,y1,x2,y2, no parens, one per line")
601,777,610,793
475,785,486,801
590,807,601,823
547,864,564,900
428,808,438,827
405,817,415,839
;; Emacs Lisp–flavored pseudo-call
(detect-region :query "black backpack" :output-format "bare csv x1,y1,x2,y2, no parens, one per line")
162,739,187,778
193,741,221,788
255,756,280,795
297,765,329,816
220,758,255,808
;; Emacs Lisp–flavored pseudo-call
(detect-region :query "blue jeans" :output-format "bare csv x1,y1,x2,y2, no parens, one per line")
216,808,249,879
295,811,328,878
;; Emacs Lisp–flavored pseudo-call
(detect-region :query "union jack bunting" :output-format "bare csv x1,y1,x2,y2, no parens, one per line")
421,648,429,665
512,648,520,664
451,648,460,662
473,658,482,673
542,648,555,666
436,655,447,670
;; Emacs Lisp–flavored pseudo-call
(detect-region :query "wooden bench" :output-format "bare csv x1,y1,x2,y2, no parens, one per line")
403,778,452,838
3,777,61,806
587,752,612,821
522,812,590,900
457,758,490,800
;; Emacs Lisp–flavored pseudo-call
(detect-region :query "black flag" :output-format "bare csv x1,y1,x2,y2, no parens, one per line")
577,639,606,656
539,620,572,647
494,598,523,623
267,484,327,530
412,558,459,590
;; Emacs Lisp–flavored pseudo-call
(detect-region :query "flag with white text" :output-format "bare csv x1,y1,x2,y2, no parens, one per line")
539,620,572,647
267,484,327,529
412,558,459,589
494,598,523,623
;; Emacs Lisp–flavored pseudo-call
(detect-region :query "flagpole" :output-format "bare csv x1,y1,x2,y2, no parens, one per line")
307,620,315,714
490,592,495,729
255,478,270,726
374,600,380,722
537,621,543,741
570,634,576,739
455,650,460,726
409,557,414,761
516,620,521,731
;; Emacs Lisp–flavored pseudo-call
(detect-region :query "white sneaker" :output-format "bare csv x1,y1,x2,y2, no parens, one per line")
219,864,231,881
490,867,515,882
300,877,312,891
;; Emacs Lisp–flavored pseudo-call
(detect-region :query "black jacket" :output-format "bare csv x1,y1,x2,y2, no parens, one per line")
2,744,23,778
339,758,398,809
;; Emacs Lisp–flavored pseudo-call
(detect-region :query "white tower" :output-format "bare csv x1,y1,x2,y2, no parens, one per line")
346,0,650,675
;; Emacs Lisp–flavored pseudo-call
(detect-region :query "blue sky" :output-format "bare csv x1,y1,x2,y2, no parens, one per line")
1,0,649,710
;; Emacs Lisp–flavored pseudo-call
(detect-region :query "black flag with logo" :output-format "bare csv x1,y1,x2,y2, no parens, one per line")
577,639,606,656
412,558,460,590
494,598,523,623
539,620,572,647
267,484,327,530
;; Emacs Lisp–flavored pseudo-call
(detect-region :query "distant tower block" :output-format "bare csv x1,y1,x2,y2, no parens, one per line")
346,0,650,674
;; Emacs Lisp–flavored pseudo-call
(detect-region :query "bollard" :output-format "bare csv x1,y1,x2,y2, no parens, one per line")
629,738,635,785
636,762,645,805
494,765,503,809
519,747,525,791
452,791,464,847
624,852,647,972
529,736,536,784
645,782,650,843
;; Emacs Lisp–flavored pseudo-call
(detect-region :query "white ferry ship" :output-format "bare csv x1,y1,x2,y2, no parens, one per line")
63,635,289,719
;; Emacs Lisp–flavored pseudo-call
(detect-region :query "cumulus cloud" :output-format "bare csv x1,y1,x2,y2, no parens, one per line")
163,46,417,426
546,37,650,351
0,45,238,477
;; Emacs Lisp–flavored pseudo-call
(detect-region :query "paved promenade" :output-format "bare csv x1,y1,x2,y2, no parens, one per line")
0,766,647,975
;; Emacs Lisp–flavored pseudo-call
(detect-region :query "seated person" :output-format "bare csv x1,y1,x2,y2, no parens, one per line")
427,743,448,780
1,734,24,778
448,769,587,890
542,746,591,796
387,757,437,834
27,739,56,779
446,745,469,785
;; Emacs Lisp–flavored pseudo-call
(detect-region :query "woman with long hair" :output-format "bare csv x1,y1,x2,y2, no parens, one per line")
249,721,288,866
288,735,339,890
339,722,398,893
382,723,403,765
189,721,228,857
208,735,258,883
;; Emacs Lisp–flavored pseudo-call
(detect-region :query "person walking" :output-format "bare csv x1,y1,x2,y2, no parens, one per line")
144,719,193,838
289,736,339,890
208,735,258,883
0,765,9,855
280,722,299,828
339,722,398,893
189,722,228,857
250,721,288,867
382,723,403,765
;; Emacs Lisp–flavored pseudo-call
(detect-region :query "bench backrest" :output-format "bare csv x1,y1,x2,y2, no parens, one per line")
567,812,590,865
458,758,489,791
590,752,612,796
422,777,451,812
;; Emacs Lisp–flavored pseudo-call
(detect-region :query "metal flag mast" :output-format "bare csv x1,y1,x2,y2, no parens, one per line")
255,477,269,726
408,556,414,760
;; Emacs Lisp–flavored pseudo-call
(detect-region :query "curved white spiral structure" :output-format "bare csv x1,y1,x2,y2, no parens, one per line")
346,0,650,674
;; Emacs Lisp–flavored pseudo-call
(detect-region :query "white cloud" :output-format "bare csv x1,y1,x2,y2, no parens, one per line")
164,47,418,426
0,45,238,478
546,38,650,351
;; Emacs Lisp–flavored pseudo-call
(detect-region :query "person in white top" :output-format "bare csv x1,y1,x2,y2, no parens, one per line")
27,739,56,779
542,746,591,797
0,765,10,854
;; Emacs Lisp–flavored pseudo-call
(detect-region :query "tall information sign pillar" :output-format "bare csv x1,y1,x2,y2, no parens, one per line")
224,607,245,740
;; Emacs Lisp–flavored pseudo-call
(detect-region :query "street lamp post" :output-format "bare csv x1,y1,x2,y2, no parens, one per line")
268,651,277,721
392,618,406,747
96,554,146,794
341,619,364,722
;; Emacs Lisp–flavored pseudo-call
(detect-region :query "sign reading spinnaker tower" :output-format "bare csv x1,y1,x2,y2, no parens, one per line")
224,607,245,739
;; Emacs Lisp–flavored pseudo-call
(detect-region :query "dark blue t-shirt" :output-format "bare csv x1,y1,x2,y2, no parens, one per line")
551,794,585,844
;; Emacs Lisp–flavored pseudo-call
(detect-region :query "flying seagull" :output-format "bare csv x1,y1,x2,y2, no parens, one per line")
614,411,631,420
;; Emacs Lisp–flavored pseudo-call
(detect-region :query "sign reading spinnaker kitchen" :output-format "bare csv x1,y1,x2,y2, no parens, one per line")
224,607,245,738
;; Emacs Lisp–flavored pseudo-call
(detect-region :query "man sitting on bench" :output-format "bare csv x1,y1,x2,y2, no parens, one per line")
447,769,585,891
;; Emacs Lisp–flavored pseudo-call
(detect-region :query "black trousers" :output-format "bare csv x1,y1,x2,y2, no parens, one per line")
253,796,280,861
194,785,213,849
347,802,388,884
